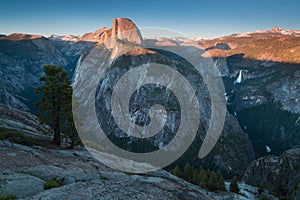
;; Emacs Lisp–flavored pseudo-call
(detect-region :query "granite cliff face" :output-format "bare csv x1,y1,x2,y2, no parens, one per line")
0,18,143,112
70,18,143,45
195,28,300,158
0,104,51,141
0,33,94,112
243,148,300,199
73,18,255,175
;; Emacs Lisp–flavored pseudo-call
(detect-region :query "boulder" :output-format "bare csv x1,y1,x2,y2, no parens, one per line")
0,171,44,198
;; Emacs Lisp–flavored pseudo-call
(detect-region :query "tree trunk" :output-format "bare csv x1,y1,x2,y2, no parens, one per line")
53,116,61,146
53,97,61,146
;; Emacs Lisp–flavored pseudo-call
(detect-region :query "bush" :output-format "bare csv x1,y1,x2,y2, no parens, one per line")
0,127,38,146
216,170,226,191
183,163,193,182
199,168,208,188
44,180,60,190
172,165,182,178
0,194,17,200
207,171,218,191
172,164,226,192
230,176,240,193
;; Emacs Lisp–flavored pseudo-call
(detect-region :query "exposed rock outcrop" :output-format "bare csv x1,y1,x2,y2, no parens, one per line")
243,148,300,199
0,140,265,199
0,171,45,198
79,18,143,45
0,33,93,111
0,104,51,141
0,18,142,112
73,18,255,175
0,141,213,199
111,18,143,44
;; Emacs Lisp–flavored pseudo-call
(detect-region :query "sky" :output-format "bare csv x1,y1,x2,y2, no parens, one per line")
0,0,299,38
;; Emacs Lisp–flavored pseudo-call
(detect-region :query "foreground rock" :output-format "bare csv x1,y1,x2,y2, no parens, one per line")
0,171,44,198
0,139,265,199
0,140,210,199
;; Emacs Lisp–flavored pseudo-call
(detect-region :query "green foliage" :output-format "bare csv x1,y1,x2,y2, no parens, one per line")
216,170,226,191
36,65,70,145
0,194,17,200
238,102,300,157
192,168,200,185
61,98,81,148
199,168,208,188
272,181,290,199
172,165,182,178
183,163,193,182
230,176,240,193
36,65,80,147
0,127,38,146
207,171,218,191
44,180,60,190
172,164,226,192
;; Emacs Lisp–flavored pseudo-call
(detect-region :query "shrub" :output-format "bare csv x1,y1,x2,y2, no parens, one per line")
0,127,38,146
183,163,193,182
207,171,218,191
44,180,60,190
0,194,17,200
230,176,240,193
172,165,182,178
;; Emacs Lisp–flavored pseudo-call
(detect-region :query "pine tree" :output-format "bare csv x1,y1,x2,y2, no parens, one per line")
216,170,226,191
230,176,240,193
183,163,193,182
36,65,72,146
192,169,200,185
207,171,218,191
61,92,81,148
199,168,208,189
173,165,182,178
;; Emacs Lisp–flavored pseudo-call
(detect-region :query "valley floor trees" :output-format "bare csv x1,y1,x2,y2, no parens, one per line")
172,164,226,192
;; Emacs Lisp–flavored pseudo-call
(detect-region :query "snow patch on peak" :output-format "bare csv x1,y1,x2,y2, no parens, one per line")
189,36,210,41
48,34,79,42
234,27,300,37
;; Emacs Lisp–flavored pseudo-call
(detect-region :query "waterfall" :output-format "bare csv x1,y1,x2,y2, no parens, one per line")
234,70,243,84
71,53,84,86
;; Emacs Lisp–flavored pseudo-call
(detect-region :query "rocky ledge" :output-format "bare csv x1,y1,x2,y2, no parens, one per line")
243,148,300,199
0,139,264,200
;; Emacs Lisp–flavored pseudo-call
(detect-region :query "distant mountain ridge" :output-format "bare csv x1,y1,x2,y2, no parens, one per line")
2,26,299,43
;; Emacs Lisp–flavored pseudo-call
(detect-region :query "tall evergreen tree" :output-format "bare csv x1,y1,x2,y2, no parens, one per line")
61,91,81,148
207,171,218,191
36,65,72,146
199,168,208,189
192,169,200,185
173,165,182,178
183,163,193,182
216,170,226,191
230,176,240,193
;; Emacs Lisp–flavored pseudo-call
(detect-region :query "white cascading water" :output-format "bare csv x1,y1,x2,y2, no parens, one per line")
71,53,84,86
234,70,243,84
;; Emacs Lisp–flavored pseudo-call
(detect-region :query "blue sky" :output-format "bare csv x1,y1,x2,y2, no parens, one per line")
0,0,299,38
